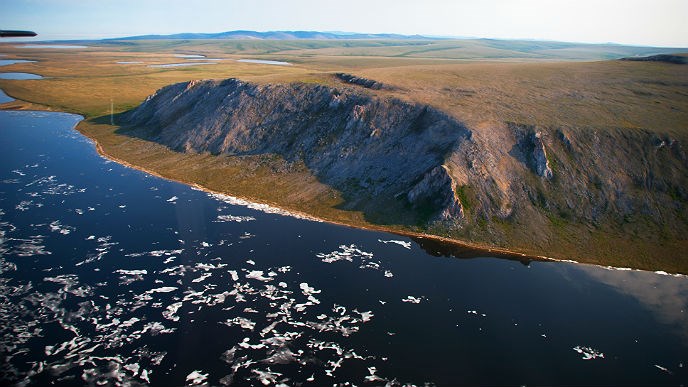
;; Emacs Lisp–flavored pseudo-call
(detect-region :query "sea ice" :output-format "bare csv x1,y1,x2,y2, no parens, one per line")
378,239,412,249
573,346,605,360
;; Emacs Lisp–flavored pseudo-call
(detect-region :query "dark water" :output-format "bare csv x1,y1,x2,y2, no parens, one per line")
0,110,686,386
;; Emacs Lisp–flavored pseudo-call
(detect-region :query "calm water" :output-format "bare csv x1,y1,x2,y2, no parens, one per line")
16,45,88,49
237,59,291,66
0,110,686,386
148,63,218,68
0,72,43,80
0,60,36,67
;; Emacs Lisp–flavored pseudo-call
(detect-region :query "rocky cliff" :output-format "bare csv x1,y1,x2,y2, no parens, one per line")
121,78,688,269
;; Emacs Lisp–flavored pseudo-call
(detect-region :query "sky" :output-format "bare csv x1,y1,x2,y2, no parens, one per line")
2,0,687,47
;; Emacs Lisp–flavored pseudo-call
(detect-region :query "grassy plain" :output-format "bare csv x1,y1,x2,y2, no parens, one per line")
1,39,687,271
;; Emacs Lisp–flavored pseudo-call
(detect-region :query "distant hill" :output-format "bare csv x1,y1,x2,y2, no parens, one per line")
619,54,688,64
112,30,435,41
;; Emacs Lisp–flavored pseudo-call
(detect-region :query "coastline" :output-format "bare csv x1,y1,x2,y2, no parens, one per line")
88,129,550,262
84,129,688,277
1,95,684,276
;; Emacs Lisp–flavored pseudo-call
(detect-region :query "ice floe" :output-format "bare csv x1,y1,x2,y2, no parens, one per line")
402,296,423,304
215,214,256,223
573,345,605,360
378,239,412,249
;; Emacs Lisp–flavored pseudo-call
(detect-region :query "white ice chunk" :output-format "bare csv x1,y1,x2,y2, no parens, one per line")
378,239,412,249
186,370,208,385
402,296,422,304
573,346,605,360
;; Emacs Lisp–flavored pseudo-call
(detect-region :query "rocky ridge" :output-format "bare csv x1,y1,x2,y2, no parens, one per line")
121,78,688,264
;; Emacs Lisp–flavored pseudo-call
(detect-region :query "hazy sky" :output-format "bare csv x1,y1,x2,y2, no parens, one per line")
2,0,687,47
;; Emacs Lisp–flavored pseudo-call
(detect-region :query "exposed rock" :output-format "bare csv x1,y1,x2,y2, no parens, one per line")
407,165,464,222
531,131,553,179
334,73,386,90
123,78,471,221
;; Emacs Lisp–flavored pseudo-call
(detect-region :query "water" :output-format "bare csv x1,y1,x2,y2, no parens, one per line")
0,72,43,80
148,63,218,68
174,54,206,59
237,59,291,66
0,109,686,386
16,44,88,49
0,89,13,104
0,59,36,66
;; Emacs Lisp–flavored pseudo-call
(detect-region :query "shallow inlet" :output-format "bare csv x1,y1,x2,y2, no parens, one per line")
16,44,88,49
0,59,36,66
0,72,43,79
237,58,291,65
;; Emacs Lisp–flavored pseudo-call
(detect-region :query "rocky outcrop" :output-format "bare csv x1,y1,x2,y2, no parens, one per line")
408,165,464,222
122,78,688,261
531,132,553,179
123,78,470,222
334,73,386,90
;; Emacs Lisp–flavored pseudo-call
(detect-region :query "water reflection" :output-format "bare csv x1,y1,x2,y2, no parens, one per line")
569,265,688,341
410,235,539,265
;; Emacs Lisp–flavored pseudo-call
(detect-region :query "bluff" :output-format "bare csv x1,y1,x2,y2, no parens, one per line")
121,78,688,271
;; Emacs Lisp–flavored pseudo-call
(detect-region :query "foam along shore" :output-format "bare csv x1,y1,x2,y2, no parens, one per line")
237,59,291,65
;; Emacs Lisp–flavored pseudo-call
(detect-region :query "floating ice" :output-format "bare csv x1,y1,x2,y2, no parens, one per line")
162,302,183,321
48,220,75,235
186,370,209,385
215,215,256,223
247,270,273,282
573,346,605,360
148,286,177,293
222,317,257,331
166,196,178,203
402,296,423,304
378,239,412,249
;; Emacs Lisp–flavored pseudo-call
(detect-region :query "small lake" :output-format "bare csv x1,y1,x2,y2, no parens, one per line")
237,59,291,66
0,108,686,386
0,72,43,80
174,54,206,58
16,44,88,49
148,62,218,68
0,59,36,66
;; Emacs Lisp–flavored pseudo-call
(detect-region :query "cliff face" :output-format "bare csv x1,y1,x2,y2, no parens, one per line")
124,79,472,220
122,78,688,266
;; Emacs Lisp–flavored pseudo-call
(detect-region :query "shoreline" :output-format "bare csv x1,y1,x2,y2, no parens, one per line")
0,98,684,277
80,122,687,278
